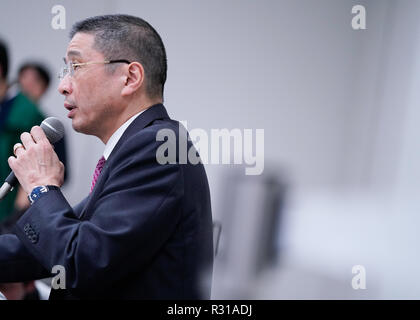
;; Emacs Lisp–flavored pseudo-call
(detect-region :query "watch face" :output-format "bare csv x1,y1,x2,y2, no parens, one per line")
29,186,49,204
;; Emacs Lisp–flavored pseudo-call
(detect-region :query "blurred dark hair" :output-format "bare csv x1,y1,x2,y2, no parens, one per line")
0,39,9,80
70,14,167,99
18,63,51,89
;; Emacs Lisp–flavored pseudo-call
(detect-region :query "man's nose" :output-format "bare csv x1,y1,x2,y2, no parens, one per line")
58,75,72,96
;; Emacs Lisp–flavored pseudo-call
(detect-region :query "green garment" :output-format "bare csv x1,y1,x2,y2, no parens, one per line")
0,92,44,222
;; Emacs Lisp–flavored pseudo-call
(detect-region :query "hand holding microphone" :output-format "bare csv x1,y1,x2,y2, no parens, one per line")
0,117,65,200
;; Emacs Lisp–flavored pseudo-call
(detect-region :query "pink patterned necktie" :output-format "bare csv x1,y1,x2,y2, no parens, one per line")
90,156,106,193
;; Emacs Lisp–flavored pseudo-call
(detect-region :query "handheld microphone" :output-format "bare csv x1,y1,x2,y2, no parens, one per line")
0,117,65,201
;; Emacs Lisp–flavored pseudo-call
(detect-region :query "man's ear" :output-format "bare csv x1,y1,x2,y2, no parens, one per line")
121,62,144,96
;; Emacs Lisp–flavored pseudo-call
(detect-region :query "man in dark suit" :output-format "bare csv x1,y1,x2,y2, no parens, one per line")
0,14,213,299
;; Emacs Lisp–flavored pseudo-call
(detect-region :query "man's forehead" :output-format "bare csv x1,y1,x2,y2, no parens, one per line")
65,33,97,60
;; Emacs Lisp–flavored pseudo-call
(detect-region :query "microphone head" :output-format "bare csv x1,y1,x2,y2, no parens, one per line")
40,117,65,144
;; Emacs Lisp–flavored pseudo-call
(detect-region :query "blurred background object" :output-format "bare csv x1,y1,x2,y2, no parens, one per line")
211,166,286,299
17,62,51,104
2,0,420,299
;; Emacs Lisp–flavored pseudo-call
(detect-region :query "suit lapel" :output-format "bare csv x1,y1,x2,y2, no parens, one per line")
78,103,170,220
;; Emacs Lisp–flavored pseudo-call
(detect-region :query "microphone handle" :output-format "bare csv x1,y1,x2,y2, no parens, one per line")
5,171,17,187
0,172,15,201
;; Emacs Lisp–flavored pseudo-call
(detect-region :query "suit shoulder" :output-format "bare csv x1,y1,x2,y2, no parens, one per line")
143,118,181,135
128,118,182,144
109,118,181,162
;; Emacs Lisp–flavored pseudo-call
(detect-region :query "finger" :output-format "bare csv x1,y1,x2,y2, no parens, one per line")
30,126,48,144
59,161,65,175
13,143,25,157
21,132,36,149
8,156,16,170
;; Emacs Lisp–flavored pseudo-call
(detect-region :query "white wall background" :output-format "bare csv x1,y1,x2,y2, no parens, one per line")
1,0,420,298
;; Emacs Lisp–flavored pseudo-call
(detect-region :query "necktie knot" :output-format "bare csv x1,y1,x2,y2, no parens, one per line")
90,156,106,193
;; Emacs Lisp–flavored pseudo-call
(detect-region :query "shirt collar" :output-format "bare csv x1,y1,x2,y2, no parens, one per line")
103,110,145,160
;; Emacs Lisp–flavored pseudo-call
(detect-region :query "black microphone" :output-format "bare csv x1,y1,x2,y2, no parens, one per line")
0,117,65,201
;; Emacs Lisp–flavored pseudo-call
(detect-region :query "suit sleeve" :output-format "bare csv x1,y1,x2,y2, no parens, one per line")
0,196,89,283
13,127,183,294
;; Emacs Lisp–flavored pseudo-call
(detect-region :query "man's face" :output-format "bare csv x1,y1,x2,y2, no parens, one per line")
58,33,124,139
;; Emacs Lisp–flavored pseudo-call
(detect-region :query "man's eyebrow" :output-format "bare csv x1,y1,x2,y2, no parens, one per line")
66,50,83,61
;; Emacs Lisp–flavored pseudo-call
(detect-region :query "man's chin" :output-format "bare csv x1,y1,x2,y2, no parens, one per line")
71,120,85,134
71,120,96,137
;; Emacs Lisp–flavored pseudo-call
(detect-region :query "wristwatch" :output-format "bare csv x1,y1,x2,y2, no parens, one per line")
28,185,60,205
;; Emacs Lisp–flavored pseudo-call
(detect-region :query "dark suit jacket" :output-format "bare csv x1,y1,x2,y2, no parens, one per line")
0,104,214,299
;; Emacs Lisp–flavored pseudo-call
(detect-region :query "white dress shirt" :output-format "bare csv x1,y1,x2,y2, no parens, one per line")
103,110,146,160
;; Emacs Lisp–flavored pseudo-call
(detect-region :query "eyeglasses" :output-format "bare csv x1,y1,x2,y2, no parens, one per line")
58,59,131,79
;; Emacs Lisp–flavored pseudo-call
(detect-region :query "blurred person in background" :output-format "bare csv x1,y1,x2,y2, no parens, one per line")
18,62,50,104
0,40,47,300
0,40,45,225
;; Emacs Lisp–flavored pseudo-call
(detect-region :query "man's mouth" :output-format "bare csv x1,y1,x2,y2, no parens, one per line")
64,102,77,118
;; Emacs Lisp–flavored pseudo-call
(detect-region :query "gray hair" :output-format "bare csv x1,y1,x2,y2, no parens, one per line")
70,14,167,99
